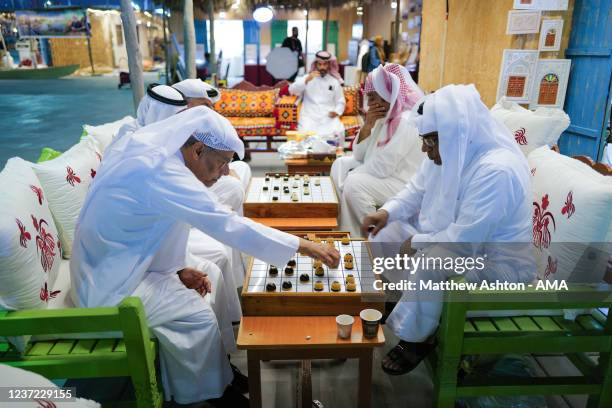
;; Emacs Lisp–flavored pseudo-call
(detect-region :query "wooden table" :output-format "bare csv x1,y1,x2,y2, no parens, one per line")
285,158,334,175
249,217,338,231
237,316,385,408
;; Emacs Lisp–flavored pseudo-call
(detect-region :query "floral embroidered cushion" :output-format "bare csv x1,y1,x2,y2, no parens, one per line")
528,147,612,282
0,158,62,313
32,138,102,259
213,89,279,117
82,115,136,153
491,98,570,156
342,86,360,116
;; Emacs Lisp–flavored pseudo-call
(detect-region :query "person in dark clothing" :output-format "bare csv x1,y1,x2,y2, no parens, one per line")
282,27,304,81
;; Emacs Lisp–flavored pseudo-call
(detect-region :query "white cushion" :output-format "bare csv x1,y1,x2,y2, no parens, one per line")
528,147,612,282
491,98,570,156
32,138,101,258
47,259,74,310
83,115,136,153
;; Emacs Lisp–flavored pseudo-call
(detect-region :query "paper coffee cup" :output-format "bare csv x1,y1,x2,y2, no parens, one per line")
336,314,355,339
360,309,382,339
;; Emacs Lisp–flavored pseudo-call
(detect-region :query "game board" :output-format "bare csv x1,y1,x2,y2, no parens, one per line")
241,232,385,316
243,174,339,218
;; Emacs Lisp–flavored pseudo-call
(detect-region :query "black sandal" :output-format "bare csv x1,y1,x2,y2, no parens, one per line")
381,340,436,375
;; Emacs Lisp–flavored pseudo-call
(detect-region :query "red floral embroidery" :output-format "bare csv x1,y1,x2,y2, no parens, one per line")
35,400,57,408
561,191,575,219
90,168,96,178
30,185,44,205
544,256,558,278
31,215,56,273
39,282,61,303
16,218,31,248
514,127,528,145
533,194,556,250
66,166,81,186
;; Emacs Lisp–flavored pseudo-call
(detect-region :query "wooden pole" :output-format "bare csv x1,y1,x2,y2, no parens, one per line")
394,0,401,53
183,0,197,78
323,0,330,51
86,35,95,75
162,1,169,83
119,0,145,111
207,0,217,79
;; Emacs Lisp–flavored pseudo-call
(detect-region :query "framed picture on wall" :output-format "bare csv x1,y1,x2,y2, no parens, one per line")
538,19,564,51
497,49,539,103
514,0,568,10
529,59,571,109
507,10,542,35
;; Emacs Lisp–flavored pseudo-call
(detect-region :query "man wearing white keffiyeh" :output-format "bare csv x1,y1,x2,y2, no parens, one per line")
361,84,534,376
332,64,425,237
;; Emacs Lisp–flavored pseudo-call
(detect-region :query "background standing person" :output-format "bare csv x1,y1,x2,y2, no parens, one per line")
282,27,304,81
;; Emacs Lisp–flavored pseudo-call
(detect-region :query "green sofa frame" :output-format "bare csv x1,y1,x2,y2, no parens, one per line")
0,297,162,407
431,284,612,407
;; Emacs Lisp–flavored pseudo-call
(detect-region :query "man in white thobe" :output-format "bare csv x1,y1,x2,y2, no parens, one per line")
289,50,346,138
331,64,425,237
361,85,534,375
71,107,339,405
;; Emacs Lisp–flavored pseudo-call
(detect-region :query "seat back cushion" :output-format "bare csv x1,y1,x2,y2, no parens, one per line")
491,98,570,156
83,115,136,153
214,89,279,117
0,158,63,350
32,138,101,259
528,147,612,282
343,86,360,116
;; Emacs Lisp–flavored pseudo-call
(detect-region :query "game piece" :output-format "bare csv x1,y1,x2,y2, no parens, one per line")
265,176,270,182
283,187,290,194
345,275,355,284
304,175,310,182
287,259,296,267
291,193,299,202
292,182,299,189
346,282,357,292
341,236,350,245
269,266,278,276
314,237,322,243
273,185,279,191
283,176,289,181
344,253,353,262
285,266,294,275
266,283,277,292
274,173,280,178
272,196,279,201
327,239,335,246
344,260,354,270
314,281,324,291
331,281,341,292
313,259,322,268
315,265,325,276
303,188,310,195
299,273,310,282
282,281,292,291
314,178,320,186
263,185,269,191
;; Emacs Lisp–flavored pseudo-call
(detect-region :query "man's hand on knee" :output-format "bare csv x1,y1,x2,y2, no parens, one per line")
178,267,212,296
361,209,389,238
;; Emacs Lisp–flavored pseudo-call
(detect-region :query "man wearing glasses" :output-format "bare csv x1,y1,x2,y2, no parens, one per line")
361,84,534,377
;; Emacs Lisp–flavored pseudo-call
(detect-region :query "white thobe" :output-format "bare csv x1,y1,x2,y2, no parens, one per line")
602,143,612,167
374,149,534,342
289,74,346,137
71,153,299,403
333,114,424,237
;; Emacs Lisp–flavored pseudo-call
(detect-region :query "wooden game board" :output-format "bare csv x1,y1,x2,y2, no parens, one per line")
241,232,385,316
243,173,339,218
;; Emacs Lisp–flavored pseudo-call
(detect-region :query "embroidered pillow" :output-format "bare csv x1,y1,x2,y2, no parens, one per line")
491,98,570,156
214,89,278,117
83,115,136,154
0,158,62,312
32,138,101,258
343,86,360,116
528,147,612,282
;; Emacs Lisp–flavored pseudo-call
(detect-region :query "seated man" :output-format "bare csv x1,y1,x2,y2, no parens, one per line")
361,84,534,375
332,64,424,237
173,79,251,214
289,50,346,138
71,107,340,406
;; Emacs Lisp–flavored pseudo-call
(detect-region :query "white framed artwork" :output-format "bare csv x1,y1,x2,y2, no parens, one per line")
507,10,542,35
529,59,571,109
514,0,568,10
539,19,564,51
497,49,539,103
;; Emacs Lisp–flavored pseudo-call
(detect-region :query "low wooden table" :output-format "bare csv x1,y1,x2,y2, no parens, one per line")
285,158,334,175
249,217,338,231
237,316,385,408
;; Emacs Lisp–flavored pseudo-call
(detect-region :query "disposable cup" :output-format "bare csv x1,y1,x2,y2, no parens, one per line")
336,314,354,339
360,309,382,339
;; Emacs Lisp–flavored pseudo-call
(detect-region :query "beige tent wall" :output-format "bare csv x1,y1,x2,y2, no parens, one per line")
419,0,575,106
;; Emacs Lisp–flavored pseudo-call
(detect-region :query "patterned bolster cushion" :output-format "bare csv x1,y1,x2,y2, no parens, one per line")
214,88,279,117
275,95,300,130
342,86,360,116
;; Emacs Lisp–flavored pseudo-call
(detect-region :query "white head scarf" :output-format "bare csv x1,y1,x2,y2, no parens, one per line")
172,79,221,104
415,84,530,232
136,85,187,127
92,106,244,196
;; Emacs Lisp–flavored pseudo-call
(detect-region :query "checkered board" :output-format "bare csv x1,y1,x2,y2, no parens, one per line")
246,241,377,294
245,175,337,204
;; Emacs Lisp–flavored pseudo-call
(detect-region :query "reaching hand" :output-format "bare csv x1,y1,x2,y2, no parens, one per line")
178,267,212,297
298,238,340,268
361,209,389,238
